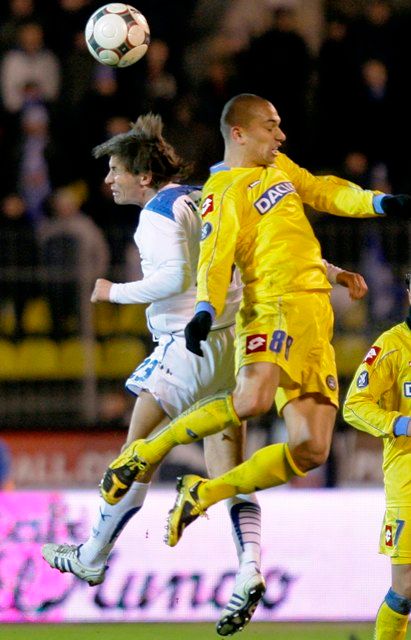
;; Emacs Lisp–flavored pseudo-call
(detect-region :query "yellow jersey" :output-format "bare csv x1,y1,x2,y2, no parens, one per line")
197,153,381,316
343,321,411,506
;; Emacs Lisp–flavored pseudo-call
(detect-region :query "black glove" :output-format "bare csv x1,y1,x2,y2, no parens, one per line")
380,194,411,218
184,311,212,357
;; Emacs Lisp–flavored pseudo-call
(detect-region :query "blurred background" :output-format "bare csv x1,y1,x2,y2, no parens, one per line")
0,0,410,492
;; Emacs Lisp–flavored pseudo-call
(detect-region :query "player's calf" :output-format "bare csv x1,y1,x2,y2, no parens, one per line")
100,439,150,505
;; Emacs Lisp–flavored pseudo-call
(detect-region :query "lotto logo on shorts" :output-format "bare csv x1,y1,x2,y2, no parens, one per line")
363,346,381,365
246,334,267,354
385,525,393,547
201,195,214,217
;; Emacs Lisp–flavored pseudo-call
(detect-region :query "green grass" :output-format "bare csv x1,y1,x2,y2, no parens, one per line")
0,622,378,639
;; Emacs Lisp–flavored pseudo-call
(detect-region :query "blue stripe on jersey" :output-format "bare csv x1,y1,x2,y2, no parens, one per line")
144,185,198,221
210,161,229,174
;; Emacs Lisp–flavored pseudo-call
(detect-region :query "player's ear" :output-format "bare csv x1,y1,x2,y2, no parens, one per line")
231,126,245,143
139,172,152,187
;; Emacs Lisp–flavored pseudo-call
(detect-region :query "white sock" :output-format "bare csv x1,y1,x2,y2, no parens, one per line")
226,493,261,576
79,482,150,567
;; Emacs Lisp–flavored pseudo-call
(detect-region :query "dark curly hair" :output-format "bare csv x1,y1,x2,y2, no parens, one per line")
93,113,192,189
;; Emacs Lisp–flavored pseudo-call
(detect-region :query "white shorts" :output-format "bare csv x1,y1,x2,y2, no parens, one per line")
125,327,236,418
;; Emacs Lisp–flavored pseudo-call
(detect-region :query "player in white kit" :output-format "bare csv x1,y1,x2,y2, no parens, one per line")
42,113,367,636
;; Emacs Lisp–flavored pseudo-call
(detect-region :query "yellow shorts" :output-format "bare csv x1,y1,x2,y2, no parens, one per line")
379,506,411,564
235,291,339,413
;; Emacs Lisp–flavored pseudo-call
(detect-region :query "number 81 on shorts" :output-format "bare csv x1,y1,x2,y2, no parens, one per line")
270,330,293,360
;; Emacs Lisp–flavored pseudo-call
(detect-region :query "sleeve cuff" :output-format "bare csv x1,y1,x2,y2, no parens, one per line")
373,194,387,215
393,416,410,437
195,301,216,322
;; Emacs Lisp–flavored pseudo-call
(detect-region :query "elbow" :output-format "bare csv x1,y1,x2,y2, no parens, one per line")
167,266,192,296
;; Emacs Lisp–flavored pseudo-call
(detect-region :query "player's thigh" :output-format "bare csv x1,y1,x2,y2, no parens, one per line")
204,422,247,478
125,330,235,419
125,390,169,446
233,361,281,417
283,393,336,452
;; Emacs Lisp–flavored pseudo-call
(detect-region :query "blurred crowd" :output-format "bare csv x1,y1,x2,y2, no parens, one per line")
0,0,410,340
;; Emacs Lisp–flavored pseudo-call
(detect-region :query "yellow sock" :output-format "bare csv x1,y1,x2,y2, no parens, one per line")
375,600,409,639
198,443,305,507
139,393,241,464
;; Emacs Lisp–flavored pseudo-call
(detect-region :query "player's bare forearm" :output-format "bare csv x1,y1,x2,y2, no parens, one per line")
91,278,113,303
336,271,368,300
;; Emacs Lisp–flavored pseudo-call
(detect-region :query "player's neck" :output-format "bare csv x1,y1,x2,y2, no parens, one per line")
224,150,259,169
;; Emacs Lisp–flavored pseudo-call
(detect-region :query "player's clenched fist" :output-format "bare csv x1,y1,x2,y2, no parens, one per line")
336,271,368,300
91,278,113,303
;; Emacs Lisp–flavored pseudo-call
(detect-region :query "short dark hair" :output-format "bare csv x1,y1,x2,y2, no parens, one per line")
220,94,270,141
93,113,191,189
405,272,411,291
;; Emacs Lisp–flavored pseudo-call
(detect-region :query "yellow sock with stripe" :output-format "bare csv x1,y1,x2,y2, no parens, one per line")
138,393,241,464
198,443,305,508
375,590,411,639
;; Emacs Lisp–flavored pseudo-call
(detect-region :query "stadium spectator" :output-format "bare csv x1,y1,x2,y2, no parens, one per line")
0,193,39,339
0,21,60,114
355,58,394,167
98,94,411,552
316,14,360,167
139,39,178,122
344,272,411,640
13,103,52,225
0,0,38,54
39,185,109,339
235,7,311,162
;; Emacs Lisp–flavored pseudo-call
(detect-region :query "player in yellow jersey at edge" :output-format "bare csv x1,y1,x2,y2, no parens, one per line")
344,273,411,640
101,94,411,552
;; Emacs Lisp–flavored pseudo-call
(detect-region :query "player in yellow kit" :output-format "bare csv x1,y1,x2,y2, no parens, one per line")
344,274,411,640
100,94,411,552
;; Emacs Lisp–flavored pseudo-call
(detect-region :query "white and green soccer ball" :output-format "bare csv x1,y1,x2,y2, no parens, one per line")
85,3,150,67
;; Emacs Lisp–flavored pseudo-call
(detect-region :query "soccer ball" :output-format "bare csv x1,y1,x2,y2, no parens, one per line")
85,3,150,68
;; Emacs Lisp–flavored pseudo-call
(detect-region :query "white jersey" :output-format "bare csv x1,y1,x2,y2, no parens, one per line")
109,183,242,337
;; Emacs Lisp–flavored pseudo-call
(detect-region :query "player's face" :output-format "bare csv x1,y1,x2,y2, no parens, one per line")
240,103,286,167
105,156,145,206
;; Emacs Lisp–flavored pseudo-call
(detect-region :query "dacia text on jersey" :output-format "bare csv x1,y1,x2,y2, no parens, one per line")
254,181,296,215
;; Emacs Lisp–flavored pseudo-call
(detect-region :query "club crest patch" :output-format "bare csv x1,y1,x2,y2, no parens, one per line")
356,371,369,389
363,346,381,366
201,222,213,240
246,334,267,354
326,375,337,390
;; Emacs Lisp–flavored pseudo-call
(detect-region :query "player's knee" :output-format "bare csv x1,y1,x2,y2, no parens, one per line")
293,440,330,471
235,393,273,418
